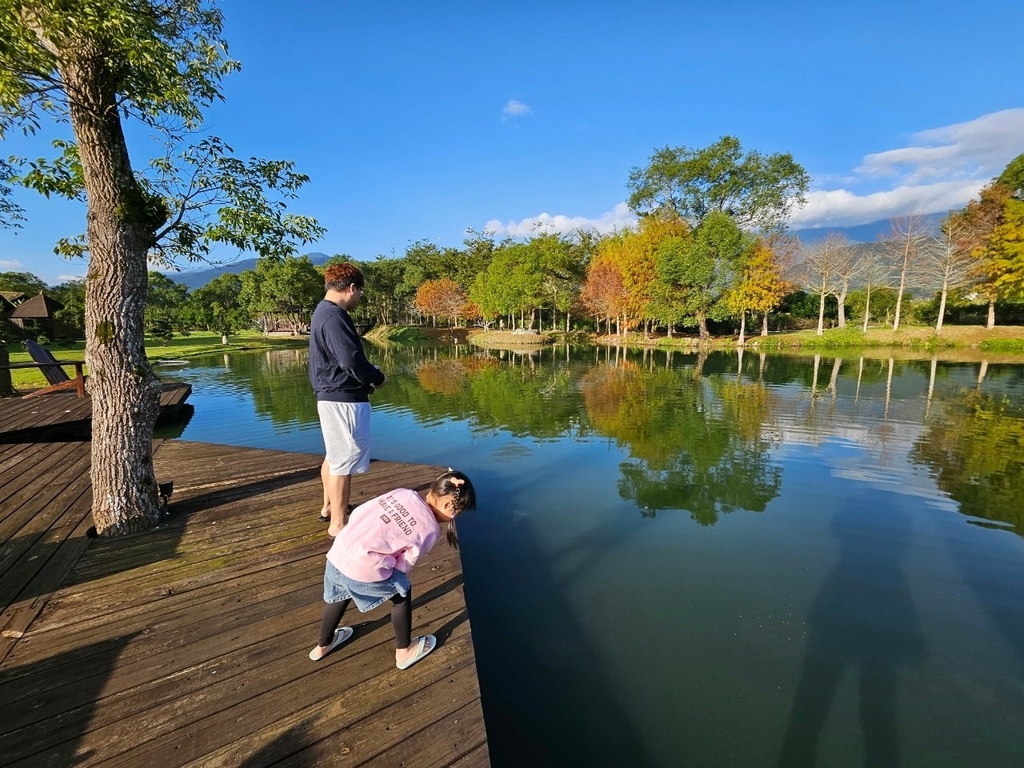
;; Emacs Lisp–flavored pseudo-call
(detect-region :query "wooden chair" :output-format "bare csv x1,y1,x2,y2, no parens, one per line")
20,339,87,398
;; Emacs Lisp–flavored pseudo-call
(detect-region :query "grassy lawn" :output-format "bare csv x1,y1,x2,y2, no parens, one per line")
592,324,1024,355
747,324,1024,352
3,331,308,391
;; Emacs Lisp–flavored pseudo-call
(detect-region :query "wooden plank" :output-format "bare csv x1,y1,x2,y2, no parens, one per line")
0,440,86,517
0,439,487,767
96,607,475,767
0,382,189,440
449,742,492,768
0,493,94,663
193,649,484,767
6,584,472,765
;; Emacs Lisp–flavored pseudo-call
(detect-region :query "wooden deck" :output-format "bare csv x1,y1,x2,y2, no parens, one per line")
0,433,488,765
0,382,192,442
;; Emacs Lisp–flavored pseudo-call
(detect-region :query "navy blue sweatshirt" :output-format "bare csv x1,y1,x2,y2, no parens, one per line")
308,300,385,402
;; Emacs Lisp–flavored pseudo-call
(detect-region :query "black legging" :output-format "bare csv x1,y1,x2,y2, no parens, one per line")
318,589,412,650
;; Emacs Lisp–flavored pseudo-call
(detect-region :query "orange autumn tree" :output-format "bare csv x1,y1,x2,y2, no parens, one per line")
580,257,625,335
414,278,469,327
584,215,686,337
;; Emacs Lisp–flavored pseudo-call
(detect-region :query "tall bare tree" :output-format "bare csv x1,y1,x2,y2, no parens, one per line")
856,249,893,332
801,232,848,335
920,219,977,334
880,213,930,331
832,243,861,329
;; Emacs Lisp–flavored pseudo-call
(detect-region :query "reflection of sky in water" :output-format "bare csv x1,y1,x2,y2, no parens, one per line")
158,347,1024,768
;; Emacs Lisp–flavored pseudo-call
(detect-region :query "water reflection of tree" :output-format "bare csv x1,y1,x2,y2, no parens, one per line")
377,347,588,439
580,360,782,523
239,348,319,427
911,390,1024,536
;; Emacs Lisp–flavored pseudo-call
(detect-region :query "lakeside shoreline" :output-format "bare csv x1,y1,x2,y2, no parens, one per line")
466,324,1024,356
8,324,1024,391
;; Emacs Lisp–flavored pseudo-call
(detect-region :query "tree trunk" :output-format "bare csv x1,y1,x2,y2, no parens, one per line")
893,263,907,331
64,54,162,536
862,287,871,332
816,288,826,336
698,312,709,341
935,282,948,335
737,311,746,345
0,345,13,397
837,285,848,328
987,299,996,329
761,313,769,336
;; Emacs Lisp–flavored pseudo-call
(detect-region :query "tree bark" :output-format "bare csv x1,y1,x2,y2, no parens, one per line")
0,345,13,397
935,282,948,335
816,286,826,336
63,52,162,536
987,299,996,329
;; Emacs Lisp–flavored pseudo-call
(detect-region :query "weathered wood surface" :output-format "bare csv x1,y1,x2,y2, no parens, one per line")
0,439,489,767
0,382,191,442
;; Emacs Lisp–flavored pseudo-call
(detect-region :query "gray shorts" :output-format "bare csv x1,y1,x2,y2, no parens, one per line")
317,401,371,475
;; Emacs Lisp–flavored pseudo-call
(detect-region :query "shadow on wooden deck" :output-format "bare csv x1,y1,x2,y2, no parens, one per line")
0,440,488,767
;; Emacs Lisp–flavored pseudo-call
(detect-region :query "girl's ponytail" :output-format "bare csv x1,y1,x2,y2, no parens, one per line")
431,469,477,550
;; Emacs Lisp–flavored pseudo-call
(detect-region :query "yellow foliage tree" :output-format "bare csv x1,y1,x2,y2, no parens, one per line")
584,215,687,336
984,198,1024,305
727,238,787,343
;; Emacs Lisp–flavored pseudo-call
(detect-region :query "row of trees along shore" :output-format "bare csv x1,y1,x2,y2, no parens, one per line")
1,1,1022,537
15,143,1024,346
12,145,1024,346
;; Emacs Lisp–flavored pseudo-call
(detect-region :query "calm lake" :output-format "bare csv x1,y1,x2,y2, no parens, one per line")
156,342,1024,768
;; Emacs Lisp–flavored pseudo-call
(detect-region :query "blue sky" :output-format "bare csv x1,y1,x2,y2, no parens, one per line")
2,0,1023,286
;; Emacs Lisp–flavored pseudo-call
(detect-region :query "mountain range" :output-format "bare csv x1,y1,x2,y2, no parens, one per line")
169,214,946,290
171,252,331,289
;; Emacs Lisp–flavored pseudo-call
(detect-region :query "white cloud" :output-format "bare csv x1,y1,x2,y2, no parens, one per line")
56,272,85,283
0,258,23,269
485,202,636,238
791,108,1024,228
789,180,985,228
501,99,532,119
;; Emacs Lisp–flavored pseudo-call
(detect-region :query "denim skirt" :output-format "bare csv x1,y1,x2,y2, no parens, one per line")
323,561,411,612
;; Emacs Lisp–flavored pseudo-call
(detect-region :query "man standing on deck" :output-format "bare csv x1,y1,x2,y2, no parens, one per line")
309,263,386,537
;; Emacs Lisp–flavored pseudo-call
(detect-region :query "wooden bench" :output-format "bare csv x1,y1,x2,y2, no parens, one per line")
10,339,87,398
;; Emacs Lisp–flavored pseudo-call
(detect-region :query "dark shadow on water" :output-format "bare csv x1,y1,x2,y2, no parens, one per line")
463,482,653,768
777,495,925,768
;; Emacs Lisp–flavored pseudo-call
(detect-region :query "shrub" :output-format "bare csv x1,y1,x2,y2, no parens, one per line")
800,327,869,349
980,338,1024,353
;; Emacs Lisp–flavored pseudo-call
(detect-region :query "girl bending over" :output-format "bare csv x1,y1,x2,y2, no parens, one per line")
310,469,477,669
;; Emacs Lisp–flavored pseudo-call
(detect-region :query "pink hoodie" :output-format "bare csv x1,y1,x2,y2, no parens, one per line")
326,488,440,583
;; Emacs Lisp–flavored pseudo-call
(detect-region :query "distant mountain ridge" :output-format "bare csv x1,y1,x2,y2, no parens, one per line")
171,251,330,289
793,212,945,244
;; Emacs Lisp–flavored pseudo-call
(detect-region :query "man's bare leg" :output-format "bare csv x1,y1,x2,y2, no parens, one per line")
325,471,352,537
319,460,331,519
